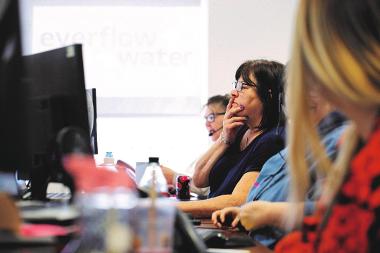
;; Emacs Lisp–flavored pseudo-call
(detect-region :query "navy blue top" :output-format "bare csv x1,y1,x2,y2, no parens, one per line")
208,126,285,198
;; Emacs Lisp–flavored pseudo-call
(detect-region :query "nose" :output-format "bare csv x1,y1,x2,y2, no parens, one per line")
231,89,238,98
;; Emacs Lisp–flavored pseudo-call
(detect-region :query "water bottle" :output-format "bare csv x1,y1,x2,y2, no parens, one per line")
104,152,115,165
138,157,168,196
102,151,116,171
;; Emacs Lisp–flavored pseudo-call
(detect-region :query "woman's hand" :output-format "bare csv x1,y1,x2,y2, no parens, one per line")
239,201,278,231
211,206,241,228
221,97,246,144
193,97,246,188
212,201,277,231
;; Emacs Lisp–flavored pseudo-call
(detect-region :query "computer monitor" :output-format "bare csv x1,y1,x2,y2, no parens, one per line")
0,0,28,175
22,44,92,200
0,1,92,200
86,88,98,155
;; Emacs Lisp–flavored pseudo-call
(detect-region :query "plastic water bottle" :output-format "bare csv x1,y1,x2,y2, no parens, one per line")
103,152,115,165
102,152,116,171
138,157,168,196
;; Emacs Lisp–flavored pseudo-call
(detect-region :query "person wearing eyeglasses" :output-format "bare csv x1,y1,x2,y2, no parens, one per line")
160,94,229,196
177,60,286,217
204,95,228,142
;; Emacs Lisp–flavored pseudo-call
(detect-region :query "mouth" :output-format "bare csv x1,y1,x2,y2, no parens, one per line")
232,102,243,111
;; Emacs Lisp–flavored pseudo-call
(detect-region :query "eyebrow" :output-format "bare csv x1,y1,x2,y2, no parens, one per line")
242,81,256,87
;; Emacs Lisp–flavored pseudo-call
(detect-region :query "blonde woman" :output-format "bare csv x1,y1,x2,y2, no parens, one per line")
275,0,380,252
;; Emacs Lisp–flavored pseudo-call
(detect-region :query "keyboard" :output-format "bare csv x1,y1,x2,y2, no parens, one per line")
17,200,79,225
46,192,71,200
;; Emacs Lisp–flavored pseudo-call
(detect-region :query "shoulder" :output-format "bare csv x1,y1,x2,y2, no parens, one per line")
256,127,285,149
354,123,380,167
343,122,380,206
261,127,284,139
259,149,287,176
322,123,348,144
322,124,348,153
243,128,285,169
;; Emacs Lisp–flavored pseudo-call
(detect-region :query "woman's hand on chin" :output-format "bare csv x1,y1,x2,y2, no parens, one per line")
221,98,246,144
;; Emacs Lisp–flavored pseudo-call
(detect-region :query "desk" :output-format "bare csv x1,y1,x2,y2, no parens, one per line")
197,219,273,253
9,196,274,253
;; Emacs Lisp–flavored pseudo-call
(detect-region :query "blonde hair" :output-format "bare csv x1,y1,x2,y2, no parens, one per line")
287,0,380,214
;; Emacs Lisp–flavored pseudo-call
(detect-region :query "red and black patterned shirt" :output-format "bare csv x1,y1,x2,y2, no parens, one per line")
275,117,380,253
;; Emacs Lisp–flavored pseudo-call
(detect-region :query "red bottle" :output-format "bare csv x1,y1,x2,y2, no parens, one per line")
176,175,191,200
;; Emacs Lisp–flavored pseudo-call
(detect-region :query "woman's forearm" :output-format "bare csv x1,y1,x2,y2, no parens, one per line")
270,202,305,230
192,138,229,188
177,193,246,218
180,172,257,218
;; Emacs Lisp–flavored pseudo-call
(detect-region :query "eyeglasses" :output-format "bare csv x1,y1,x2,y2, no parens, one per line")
233,81,256,92
204,112,225,122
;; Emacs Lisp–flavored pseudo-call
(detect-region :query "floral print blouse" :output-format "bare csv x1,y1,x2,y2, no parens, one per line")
275,118,380,253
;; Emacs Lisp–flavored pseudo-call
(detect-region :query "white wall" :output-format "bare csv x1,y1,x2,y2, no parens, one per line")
19,0,299,173
208,0,298,96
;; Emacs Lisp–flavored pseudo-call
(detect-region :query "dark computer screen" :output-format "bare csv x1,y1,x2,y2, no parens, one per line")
0,0,28,174
0,1,93,200
22,44,92,199
86,88,98,155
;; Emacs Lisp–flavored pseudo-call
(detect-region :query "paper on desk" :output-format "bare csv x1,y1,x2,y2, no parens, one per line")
62,154,136,192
